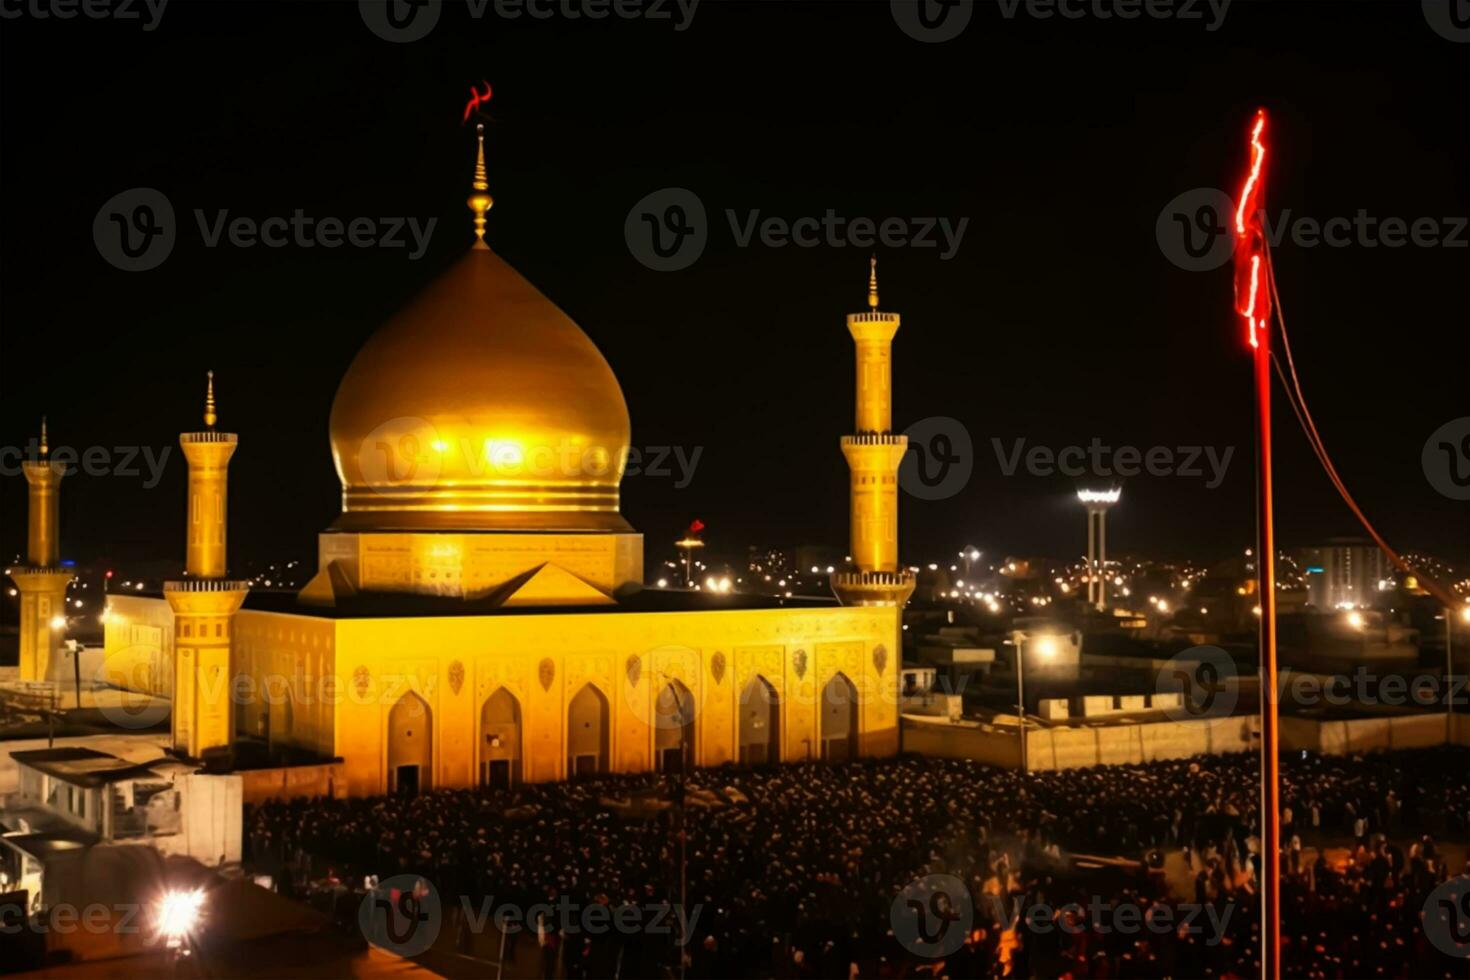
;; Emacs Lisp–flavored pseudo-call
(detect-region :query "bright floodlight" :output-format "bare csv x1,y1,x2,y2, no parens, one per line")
1076,488,1122,505
1032,636,1058,659
1346,610,1365,630
157,888,205,944
1461,607,1470,624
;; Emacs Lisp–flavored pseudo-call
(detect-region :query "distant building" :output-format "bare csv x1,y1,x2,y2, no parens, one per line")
2,748,240,909
746,547,792,577
1297,540,1390,610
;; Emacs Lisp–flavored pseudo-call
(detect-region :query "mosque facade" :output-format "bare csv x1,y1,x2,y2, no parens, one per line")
18,126,916,798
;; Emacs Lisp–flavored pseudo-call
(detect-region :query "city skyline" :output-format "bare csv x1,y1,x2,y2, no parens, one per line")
0,3,1464,573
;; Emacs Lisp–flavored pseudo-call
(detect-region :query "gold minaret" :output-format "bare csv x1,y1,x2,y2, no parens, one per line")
164,373,248,760
8,418,76,681
831,257,916,610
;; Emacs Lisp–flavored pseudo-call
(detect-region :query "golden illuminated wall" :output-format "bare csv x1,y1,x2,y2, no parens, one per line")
234,604,899,798
234,612,337,758
100,594,175,696
317,531,643,599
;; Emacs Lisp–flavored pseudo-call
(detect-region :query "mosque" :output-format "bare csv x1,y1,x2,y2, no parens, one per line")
12,126,917,798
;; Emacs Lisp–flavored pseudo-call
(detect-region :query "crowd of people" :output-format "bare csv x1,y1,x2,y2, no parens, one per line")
244,747,1470,978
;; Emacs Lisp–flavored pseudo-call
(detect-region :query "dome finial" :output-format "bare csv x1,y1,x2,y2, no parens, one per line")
38,416,49,458
468,123,494,248
204,370,217,428
867,253,879,310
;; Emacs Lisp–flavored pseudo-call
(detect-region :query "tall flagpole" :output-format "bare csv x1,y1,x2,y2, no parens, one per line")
1231,107,1280,980
1253,306,1280,980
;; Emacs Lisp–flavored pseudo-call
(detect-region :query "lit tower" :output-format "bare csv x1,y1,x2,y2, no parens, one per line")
1076,486,1121,611
164,373,248,760
831,258,916,611
8,418,75,682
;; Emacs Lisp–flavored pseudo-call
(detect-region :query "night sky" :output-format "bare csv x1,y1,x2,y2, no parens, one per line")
1,0,1465,575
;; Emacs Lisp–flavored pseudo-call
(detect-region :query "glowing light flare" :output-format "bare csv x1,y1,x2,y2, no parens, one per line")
1076,488,1121,504
156,888,206,944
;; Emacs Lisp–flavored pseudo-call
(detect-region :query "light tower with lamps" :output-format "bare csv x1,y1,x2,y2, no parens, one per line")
1076,487,1120,611
8,419,76,683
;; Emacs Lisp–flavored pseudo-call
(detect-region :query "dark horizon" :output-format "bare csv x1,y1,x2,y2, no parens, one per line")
1,1,1466,576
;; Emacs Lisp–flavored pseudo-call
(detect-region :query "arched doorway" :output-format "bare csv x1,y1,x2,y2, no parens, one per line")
480,688,521,790
738,676,779,766
388,691,432,796
567,684,609,778
654,680,696,773
820,672,858,763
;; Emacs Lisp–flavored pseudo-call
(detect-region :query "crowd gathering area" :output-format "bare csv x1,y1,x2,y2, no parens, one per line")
245,748,1470,978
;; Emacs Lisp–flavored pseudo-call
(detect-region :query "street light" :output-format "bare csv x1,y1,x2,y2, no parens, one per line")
1076,487,1121,611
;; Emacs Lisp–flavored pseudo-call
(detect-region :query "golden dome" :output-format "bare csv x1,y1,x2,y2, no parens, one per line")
329,244,633,532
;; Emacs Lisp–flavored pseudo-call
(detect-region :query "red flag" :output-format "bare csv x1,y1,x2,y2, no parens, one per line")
687,519,705,536
1232,109,1271,349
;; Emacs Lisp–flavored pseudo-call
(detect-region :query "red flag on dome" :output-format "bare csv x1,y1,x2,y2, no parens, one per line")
462,81,492,124
687,519,705,536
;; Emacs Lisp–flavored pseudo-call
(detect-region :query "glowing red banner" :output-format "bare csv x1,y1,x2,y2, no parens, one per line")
1232,109,1270,349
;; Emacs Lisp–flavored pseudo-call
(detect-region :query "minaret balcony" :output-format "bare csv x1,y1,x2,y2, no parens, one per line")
180,430,238,444
164,577,250,593
841,433,907,447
